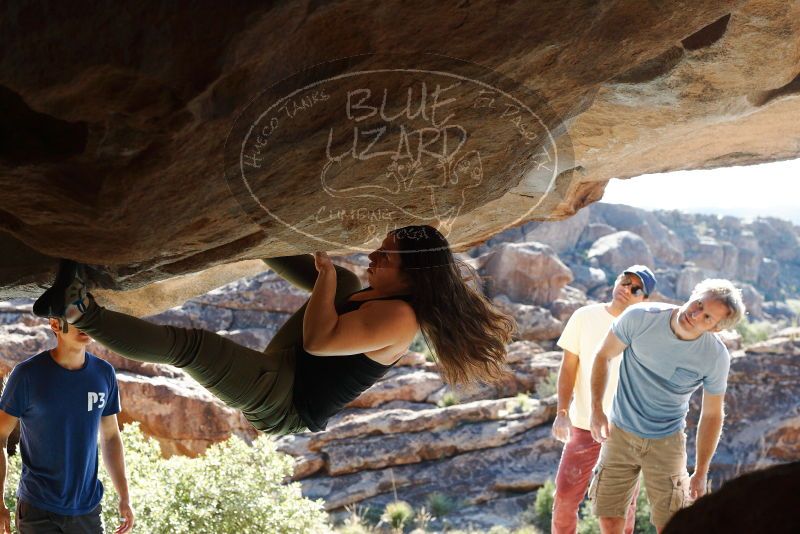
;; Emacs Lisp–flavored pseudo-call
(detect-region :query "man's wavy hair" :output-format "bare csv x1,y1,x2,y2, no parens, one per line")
391,225,515,385
689,278,747,330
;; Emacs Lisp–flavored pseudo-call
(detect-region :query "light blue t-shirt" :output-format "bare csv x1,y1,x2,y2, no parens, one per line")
610,303,730,439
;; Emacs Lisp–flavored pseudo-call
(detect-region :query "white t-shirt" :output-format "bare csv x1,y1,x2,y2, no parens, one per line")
556,303,623,430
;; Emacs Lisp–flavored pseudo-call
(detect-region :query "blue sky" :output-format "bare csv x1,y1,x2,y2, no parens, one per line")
601,158,800,224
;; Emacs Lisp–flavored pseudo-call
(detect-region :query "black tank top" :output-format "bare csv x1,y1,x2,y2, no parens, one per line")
292,289,414,432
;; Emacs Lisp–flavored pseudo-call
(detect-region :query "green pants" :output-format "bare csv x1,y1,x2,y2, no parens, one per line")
73,256,362,435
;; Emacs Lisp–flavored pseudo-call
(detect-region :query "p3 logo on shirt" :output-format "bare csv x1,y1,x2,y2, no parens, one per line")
87,392,106,412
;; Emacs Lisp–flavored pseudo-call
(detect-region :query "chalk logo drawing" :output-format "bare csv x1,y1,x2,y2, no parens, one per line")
225,53,571,253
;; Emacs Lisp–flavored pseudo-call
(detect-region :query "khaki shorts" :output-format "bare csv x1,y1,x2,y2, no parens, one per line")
589,424,693,529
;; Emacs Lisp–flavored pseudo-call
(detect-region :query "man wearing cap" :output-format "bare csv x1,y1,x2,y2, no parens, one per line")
550,266,656,534
589,279,746,533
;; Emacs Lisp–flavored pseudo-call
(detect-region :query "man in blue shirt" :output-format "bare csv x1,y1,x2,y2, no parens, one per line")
588,279,746,533
0,318,134,534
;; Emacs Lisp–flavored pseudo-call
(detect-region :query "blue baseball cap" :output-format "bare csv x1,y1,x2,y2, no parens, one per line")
623,265,657,296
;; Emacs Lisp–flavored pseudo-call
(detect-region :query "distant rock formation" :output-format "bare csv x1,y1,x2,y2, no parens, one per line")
1,205,799,530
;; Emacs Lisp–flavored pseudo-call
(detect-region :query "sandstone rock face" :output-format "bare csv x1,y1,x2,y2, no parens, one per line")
685,336,800,480
588,231,655,275
686,236,739,279
519,208,590,254
480,242,573,305
675,265,707,299
751,218,800,263
2,0,800,312
716,329,743,352
116,373,256,457
290,408,561,512
577,223,616,249
737,282,764,319
0,322,53,375
194,271,309,313
569,264,608,293
550,293,592,323
345,367,444,409
758,257,781,300
590,203,684,266
493,295,564,341
736,247,762,284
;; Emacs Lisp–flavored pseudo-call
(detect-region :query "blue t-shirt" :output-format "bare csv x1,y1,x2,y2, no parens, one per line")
0,351,121,515
610,303,730,439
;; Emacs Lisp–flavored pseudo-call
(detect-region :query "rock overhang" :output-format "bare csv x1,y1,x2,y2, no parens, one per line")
1,0,798,310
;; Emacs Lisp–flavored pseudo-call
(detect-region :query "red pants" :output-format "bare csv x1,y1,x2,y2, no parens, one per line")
552,427,638,534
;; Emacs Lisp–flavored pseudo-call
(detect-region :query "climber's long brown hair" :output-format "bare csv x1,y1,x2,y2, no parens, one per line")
392,225,515,385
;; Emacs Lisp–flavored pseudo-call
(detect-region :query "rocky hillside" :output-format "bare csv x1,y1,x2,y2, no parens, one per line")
1,203,798,530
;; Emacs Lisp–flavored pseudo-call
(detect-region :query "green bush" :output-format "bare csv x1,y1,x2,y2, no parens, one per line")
523,477,658,534
735,320,774,345
438,391,460,407
380,500,414,530
507,392,536,414
4,424,330,533
786,299,800,316
522,478,555,532
425,491,455,517
577,482,655,534
2,449,21,516
634,486,656,534
338,505,375,534
97,424,328,533
409,332,434,362
577,500,599,533
536,371,558,399
362,505,384,526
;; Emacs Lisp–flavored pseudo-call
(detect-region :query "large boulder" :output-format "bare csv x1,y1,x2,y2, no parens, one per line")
763,301,796,320
479,242,573,305
195,271,309,312
116,373,257,457
345,367,444,408
296,421,560,512
732,230,762,282
590,204,684,265
750,218,800,263
492,295,564,341
685,236,738,279
736,247,762,283
568,263,608,293
0,323,53,374
758,257,782,300
737,283,764,320
675,264,708,300
577,222,617,249
587,231,655,276
518,207,590,254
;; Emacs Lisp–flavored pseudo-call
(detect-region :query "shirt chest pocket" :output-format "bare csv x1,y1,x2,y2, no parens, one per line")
669,367,701,389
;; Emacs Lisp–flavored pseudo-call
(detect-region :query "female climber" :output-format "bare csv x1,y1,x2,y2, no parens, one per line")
33,225,515,434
